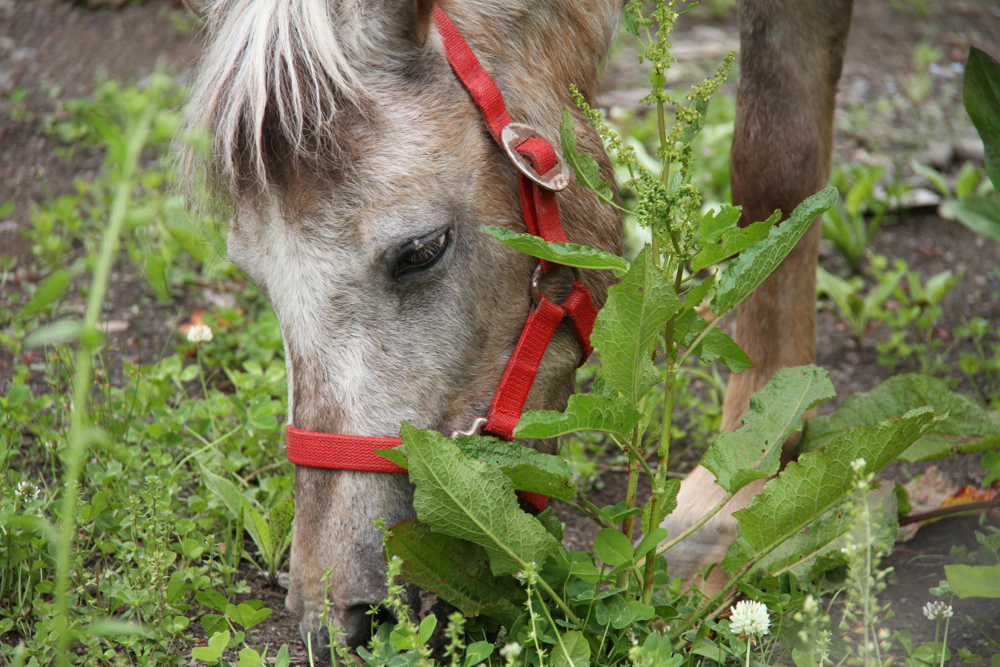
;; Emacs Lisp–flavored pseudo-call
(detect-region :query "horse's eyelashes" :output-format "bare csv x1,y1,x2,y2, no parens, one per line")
393,228,451,279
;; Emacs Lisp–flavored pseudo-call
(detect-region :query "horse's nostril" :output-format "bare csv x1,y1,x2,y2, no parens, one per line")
341,604,396,650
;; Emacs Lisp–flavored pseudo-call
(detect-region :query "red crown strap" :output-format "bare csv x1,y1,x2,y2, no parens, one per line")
432,6,511,141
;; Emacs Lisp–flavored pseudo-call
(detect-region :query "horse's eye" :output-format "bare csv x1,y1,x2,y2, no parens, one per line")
393,228,451,279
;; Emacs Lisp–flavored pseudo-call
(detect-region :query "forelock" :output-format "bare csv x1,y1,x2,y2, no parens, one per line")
184,0,375,196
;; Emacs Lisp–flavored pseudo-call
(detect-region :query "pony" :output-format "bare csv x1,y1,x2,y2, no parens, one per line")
182,0,853,653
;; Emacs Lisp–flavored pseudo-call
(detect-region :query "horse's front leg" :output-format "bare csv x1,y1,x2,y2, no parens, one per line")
662,0,853,590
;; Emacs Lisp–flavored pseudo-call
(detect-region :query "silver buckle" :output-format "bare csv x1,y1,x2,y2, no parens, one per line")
450,417,487,438
500,123,572,192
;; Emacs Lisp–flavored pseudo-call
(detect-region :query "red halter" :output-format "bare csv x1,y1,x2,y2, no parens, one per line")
285,6,599,514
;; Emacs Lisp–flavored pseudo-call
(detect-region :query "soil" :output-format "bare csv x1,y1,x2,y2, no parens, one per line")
0,0,998,663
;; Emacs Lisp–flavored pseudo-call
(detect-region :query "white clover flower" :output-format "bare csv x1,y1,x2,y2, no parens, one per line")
922,601,953,620
186,324,213,344
500,642,522,659
15,480,40,500
729,600,771,639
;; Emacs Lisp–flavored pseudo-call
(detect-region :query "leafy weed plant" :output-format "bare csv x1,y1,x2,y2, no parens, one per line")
821,165,903,275
364,4,995,667
0,78,293,665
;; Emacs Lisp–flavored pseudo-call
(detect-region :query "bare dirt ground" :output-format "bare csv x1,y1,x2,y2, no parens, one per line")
0,0,998,662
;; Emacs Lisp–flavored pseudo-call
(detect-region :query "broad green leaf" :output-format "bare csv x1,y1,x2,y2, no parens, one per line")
945,564,1000,598
592,247,680,404
799,374,1000,461
690,211,779,273
451,435,576,501
699,205,742,242
481,226,628,272
552,630,591,667
955,162,984,198
683,272,717,309
144,250,171,301
375,446,409,469
465,641,496,667
560,109,615,205
628,600,656,622
941,195,1000,243
734,407,941,555
192,630,229,662
585,499,643,527
640,480,679,534
727,484,897,582
793,649,818,667
391,623,424,651
712,188,837,317
24,318,83,348
911,161,952,198
703,366,834,494
195,589,228,613
85,619,151,637
638,634,679,667
381,437,577,500
536,507,564,541
621,4,640,35
238,648,263,667
400,423,558,576
18,269,73,321
243,501,271,561
594,528,634,566
515,394,643,442
226,602,271,629
679,97,710,144
673,308,752,373
964,47,1000,190
418,615,438,644
168,222,215,263
268,497,295,561
200,465,243,525
601,594,635,629
914,643,951,665
635,527,669,558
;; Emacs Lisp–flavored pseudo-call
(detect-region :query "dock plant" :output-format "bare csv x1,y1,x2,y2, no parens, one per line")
375,3,999,667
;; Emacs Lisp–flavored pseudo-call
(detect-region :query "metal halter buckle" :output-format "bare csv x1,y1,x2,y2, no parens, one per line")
500,123,572,192
531,263,581,306
451,417,487,438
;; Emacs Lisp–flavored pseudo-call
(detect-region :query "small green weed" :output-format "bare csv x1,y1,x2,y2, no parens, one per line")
5,88,28,122
822,166,902,274
817,257,905,343
876,259,964,373
27,73,229,303
955,317,1000,409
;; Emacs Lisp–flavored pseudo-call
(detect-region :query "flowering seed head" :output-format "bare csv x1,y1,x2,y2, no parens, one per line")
729,600,771,639
922,601,953,620
186,324,213,343
15,480,40,500
500,642,522,660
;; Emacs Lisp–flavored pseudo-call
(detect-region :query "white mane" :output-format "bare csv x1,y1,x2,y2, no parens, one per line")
186,0,370,189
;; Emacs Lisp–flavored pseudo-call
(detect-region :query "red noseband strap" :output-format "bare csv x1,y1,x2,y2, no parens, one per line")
285,5,602,516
